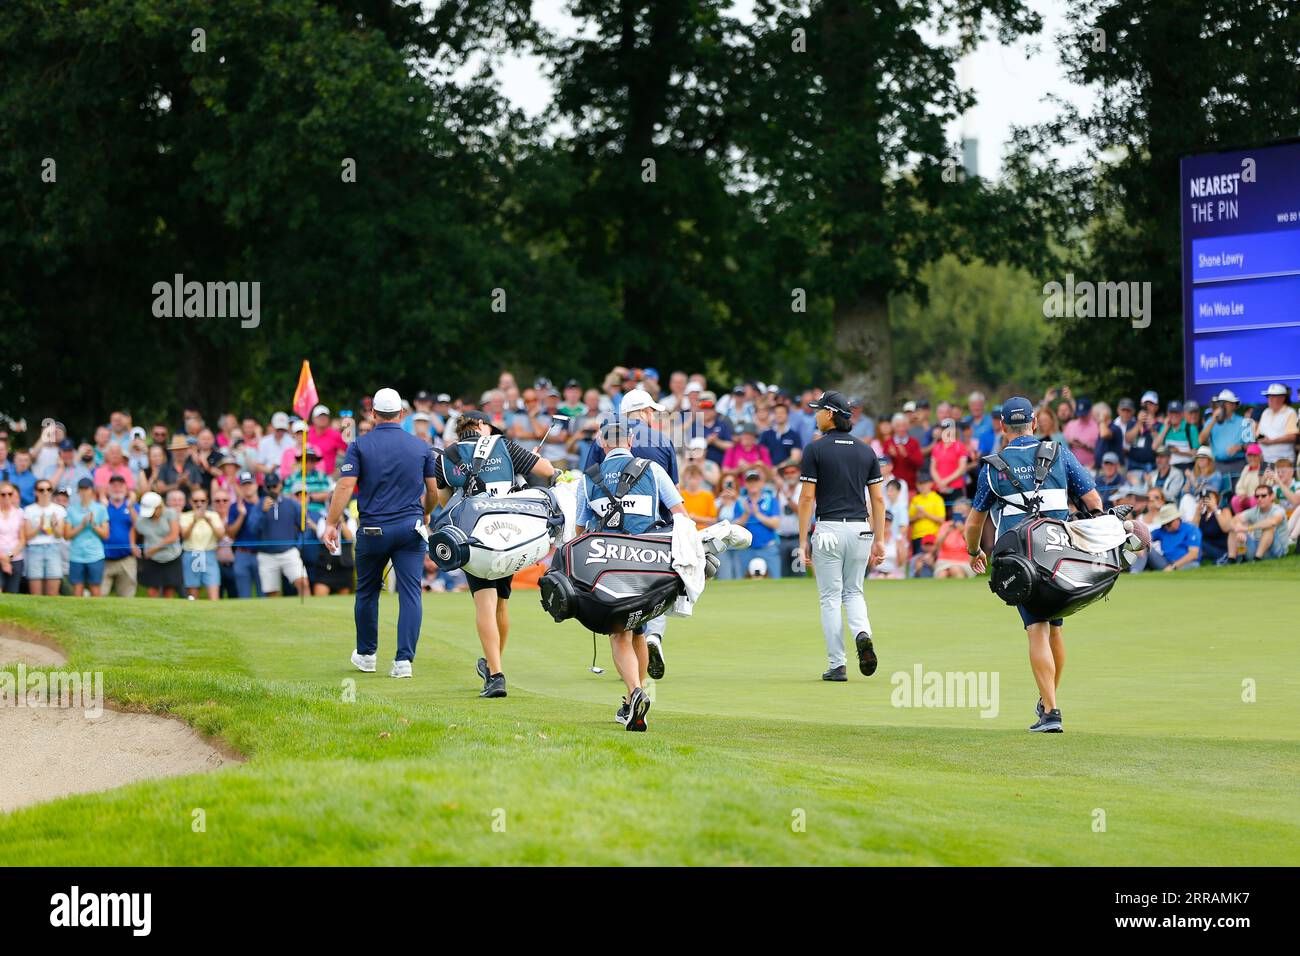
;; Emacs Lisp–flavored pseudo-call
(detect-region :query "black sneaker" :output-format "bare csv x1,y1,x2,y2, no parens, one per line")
614,697,631,726
855,632,878,677
480,673,507,699
1029,708,1063,733
647,637,665,680
626,687,650,732
822,664,847,682
476,658,489,684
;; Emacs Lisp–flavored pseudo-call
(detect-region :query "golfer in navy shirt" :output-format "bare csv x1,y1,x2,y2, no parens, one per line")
323,387,439,678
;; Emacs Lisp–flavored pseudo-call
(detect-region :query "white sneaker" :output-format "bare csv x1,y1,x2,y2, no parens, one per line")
390,660,412,679
350,651,376,673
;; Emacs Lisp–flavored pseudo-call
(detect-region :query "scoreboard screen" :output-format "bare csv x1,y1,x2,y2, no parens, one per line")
1181,139,1300,405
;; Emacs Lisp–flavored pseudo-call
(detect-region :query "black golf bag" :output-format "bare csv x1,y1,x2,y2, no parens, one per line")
983,440,1126,620
988,516,1123,620
539,531,683,634
428,488,565,581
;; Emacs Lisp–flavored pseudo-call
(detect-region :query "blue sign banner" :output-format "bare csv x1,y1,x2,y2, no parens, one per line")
1181,140,1300,406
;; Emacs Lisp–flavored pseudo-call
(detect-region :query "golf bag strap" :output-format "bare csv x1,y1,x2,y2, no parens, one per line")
585,458,651,531
447,435,500,497
983,443,1057,517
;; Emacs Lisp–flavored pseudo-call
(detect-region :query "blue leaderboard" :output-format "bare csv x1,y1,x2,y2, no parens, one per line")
1181,140,1300,405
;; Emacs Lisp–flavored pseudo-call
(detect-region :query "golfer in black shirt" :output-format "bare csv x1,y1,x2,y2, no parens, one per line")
797,390,886,682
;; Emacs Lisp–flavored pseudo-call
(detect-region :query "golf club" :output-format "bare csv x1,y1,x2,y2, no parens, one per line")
532,414,571,455
589,630,604,674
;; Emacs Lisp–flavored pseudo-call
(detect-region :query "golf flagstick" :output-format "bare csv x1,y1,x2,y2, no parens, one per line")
299,426,307,605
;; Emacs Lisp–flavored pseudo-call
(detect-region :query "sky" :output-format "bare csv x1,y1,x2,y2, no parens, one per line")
444,0,1091,180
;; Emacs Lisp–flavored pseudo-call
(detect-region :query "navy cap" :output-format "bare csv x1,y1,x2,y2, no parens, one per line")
1167,400,1183,413
808,390,853,416
1000,397,1035,425
237,470,255,485
59,437,76,451
459,410,489,423
264,471,282,487
76,477,94,489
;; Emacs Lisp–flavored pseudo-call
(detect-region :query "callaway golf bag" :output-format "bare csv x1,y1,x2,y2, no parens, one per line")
428,487,565,581
984,442,1142,621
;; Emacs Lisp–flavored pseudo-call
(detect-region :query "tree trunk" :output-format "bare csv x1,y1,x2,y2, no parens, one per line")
831,291,892,420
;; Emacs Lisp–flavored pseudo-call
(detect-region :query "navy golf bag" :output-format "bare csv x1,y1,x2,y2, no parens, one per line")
428,488,565,581
988,515,1124,621
539,531,684,634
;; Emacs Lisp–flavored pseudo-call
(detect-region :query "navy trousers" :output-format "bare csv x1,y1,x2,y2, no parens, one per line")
354,519,426,662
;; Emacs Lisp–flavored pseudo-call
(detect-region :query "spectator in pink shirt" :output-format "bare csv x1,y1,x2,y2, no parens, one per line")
722,422,773,473
279,420,320,479
308,404,347,473
1063,397,1099,469
93,443,135,494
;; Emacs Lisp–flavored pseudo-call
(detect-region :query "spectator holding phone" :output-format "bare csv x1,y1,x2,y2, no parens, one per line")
1198,389,1247,477
1157,400,1198,470
1195,488,1234,565
931,500,976,578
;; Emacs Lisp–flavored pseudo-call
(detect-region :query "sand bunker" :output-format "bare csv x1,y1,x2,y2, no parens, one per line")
0,630,237,813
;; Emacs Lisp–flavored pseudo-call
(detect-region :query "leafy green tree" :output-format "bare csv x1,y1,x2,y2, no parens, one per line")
1014,0,1300,400
737,0,1043,411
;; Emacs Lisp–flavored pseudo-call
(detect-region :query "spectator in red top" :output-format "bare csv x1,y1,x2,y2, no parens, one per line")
881,412,923,490
309,404,347,474
722,422,772,473
929,418,970,508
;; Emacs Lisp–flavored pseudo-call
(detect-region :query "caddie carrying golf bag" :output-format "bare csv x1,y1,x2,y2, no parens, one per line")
538,531,683,634
428,488,565,581
983,441,1128,621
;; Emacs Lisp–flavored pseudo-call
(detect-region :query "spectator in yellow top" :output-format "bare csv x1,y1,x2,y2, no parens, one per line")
908,470,945,557
179,488,226,601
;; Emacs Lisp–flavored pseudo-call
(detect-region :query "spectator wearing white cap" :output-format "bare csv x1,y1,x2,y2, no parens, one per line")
1198,389,1247,477
132,490,183,597
309,404,347,473
1256,384,1297,466
278,419,313,479
1181,445,1229,521
257,411,296,478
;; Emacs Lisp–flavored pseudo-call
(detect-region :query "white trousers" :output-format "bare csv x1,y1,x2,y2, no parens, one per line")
811,520,873,667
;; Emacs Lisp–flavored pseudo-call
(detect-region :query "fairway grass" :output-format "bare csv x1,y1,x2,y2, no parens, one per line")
1,560,1297,866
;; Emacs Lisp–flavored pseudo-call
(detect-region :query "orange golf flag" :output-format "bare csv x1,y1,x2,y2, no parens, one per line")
292,360,319,421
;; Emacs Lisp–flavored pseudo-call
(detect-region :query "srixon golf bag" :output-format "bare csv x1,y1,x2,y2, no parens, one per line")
984,441,1125,620
538,531,682,634
428,488,565,581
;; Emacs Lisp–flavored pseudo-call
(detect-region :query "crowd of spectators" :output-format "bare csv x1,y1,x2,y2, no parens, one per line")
0,369,1295,600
